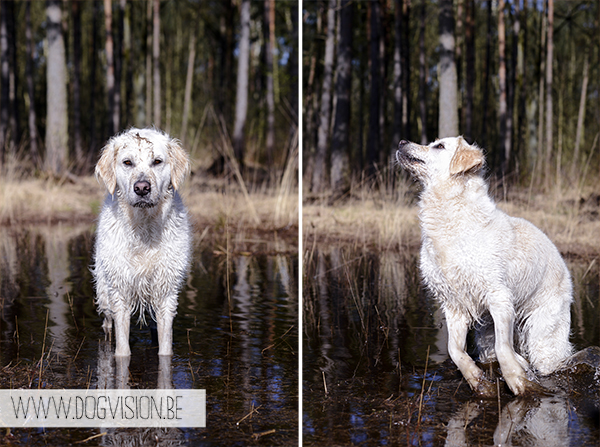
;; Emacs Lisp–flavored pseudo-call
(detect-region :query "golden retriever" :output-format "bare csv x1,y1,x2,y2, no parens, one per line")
92,128,192,356
397,136,573,396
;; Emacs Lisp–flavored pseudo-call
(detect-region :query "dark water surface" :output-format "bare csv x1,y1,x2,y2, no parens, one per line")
0,224,298,446
304,246,600,446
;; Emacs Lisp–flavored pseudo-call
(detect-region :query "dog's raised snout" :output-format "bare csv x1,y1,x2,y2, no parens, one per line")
134,181,151,197
398,140,409,149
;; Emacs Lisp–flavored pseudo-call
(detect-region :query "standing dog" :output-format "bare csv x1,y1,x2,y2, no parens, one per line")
397,137,572,396
92,128,192,357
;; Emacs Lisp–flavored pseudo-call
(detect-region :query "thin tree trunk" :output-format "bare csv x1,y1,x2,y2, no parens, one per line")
114,0,124,131
464,0,474,141
418,0,427,143
330,0,353,196
145,0,152,126
25,2,39,164
544,0,554,186
366,0,381,173
572,51,589,181
536,6,547,182
481,0,492,147
312,0,336,192
90,0,100,154
72,0,83,168
153,0,161,127
392,0,403,148
233,0,251,168
45,0,69,175
438,0,458,138
181,33,196,147
264,0,275,166
6,0,17,150
0,1,9,158
123,0,132,125
401,0,410,140
498,0,508,171
104,0,116,135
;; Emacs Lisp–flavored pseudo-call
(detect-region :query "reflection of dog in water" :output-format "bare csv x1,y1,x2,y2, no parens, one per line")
397,137,573,396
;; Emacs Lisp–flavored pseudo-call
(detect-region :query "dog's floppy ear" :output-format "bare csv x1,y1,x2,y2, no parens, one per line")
167,138,191,191
449,138,484,176
95,138,118,194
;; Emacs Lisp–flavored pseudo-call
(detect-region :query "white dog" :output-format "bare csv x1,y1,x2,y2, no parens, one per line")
397,137,573,396
92,128,192,356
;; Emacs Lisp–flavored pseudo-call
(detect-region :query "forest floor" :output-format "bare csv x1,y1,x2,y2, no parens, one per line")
303,182,600,261
0,172,299,254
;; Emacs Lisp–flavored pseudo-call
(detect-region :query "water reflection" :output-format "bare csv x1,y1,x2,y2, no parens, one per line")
304,246,600,446
0,225,298,446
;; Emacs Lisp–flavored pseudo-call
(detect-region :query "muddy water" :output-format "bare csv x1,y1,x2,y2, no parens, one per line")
0,225,298,446
304,247,600,446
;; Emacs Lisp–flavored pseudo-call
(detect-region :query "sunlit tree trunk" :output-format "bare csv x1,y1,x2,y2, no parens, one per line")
498,0,508,171
45,0,69,175
330,0,353,196
153,0,161,127
104,0,116,135
233,0,251,168
464,0,475,142
572,51,589,181
311,0,335,192
72,0,83,168
438,0,458,138
544,0,554,187
181,32,196,146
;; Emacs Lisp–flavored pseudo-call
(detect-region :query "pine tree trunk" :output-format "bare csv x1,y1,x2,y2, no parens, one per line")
0,2,9,158
72,0,83,168
181,33,196,146
264,0,276,166
498,0,508,171
418,0,427,144
45,0,69,175
153,0,161,127
392,0,403,148
330,0,353,196
544,0,554,186
438,0,458,138
25,2,39,164
145,0,152,126
464,0,475,142
104,0,116,135
233,0,251,168
572,51,589,181
311,0,335,192
366,0,381,173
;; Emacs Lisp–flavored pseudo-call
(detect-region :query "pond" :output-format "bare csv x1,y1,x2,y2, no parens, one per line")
0,224,298,446
303,246,600,446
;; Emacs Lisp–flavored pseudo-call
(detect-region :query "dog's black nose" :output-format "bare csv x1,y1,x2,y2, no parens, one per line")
398,140,409,149
134,181,151,197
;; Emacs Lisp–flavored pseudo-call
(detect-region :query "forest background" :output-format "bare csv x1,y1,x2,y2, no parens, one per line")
303,0,599,255
0,0,299,235
304,0,599,194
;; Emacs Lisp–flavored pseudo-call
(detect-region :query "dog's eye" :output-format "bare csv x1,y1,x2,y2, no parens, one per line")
153,159,163,166
123,160,132,166
433,143,445,150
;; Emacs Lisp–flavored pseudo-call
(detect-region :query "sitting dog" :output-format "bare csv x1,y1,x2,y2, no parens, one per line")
92,127,192,357
397,136,573,396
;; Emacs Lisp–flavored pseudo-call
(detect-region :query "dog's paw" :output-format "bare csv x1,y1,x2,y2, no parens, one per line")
506,375,548,396
474,375,497,397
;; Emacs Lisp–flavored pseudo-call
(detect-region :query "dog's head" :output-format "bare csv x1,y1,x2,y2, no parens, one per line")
396,137,484,187
95,128,191,208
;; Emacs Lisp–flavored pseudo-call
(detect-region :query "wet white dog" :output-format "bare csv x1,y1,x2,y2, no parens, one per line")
92,128,192,356
397,136,572,396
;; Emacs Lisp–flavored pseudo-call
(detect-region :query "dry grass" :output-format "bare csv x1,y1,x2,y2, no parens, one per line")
303,172,599,259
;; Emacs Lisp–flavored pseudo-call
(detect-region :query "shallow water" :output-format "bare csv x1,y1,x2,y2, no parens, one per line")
303,246,600,446
0,224,298,446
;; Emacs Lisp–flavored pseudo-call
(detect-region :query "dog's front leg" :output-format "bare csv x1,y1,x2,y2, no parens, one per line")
488,292,530,395
446,310,495,397
156,303,176,356
113,308,132,357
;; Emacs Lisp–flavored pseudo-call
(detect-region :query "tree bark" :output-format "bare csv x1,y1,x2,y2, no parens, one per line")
72,0,83,168
544,0,553,186
181,33,196,146
392,0,403,147
25,2,39,164
264,0,275,166
438,0,458,138
330,0,353,195
498,0,508,171
45,0,69,175
418,0,427,143
366,0,381,173
104,0,116,135
572,51,589,181
311,0,336,192
153,0,161,127
0,1,9,158
481,0,492,147
464,0,474,141
233,0,251,168
145,0,152,126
